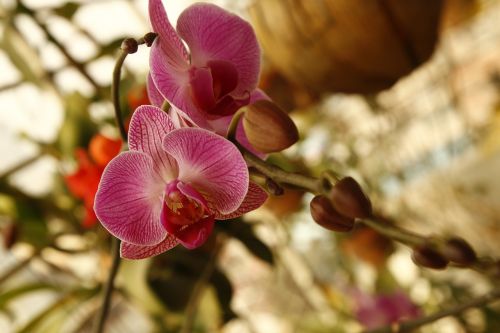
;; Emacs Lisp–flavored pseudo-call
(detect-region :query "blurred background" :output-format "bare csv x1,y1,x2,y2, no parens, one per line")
1,0,500,332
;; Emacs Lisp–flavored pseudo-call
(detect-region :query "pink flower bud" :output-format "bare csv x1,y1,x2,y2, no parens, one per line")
442,237,476,266
411,245,449,270
243,100,299,153
310,195,355,232
329,177,372,219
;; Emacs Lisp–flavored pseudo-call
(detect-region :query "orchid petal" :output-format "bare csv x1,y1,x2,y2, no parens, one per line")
189,67,216,111
148,0,189,69
216,182,268,219
120,235,178,259
128,105,178,181
162,128,249,214
175,216,215,249
177,3,260,95
147,73,164,107
94,151,165,246
150,42,210,129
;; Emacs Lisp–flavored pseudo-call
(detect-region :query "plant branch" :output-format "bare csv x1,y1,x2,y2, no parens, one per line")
92,237,121,333
16,1,102,92
112,50,129,142
363,288,500,333
239,145,320,193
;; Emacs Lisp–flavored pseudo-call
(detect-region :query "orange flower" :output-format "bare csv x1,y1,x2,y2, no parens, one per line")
65,135,121,228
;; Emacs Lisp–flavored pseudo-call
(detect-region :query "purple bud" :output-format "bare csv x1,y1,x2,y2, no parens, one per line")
412,245,449,270
143,32,157,47
310,195,355,232
329,177,372,219
121,38,138,54
442,237,476,266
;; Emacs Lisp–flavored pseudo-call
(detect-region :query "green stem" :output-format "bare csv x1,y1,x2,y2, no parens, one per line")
112,50,129,142
363,288,500,333
359,218,425,247
239,146,320,193
92,237,121,333
226,107,246,141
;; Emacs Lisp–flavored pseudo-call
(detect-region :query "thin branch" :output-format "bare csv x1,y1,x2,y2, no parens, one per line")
239,145,320,193
112,50,129,142
92,237,121,333
363,288,500,333
0,152,44,181
16,1,102,92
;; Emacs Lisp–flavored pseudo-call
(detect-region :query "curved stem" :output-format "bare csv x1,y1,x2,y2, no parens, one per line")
363,288,500,333
112,50,129,143
226,107,246,141
239,145,320,193
93,237,121,333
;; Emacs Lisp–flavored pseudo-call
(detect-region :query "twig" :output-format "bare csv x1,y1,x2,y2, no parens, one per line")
363,288,500,333
112,50,129,142
92,237,121,333
0,152,44,181
240,145,320,193
0,248,41,286
16,1,102,92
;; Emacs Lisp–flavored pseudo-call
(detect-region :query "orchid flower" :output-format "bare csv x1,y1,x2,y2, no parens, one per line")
147,0,266,138
94,106,267,259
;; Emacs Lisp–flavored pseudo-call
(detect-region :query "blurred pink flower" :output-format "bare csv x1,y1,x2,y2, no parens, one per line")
147,0,267,137
94,106,266,259
354,290,421,329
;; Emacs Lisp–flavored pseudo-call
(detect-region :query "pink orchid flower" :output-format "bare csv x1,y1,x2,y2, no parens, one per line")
94,106,267,259
147,0,266,137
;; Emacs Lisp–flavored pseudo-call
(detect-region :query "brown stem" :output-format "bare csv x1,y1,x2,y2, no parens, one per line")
363,288,500,333
92,237,121,333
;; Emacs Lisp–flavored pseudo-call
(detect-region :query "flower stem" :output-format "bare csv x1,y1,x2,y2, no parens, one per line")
239,145,320,193
112,50,129,142
359,217,425,247
92,237,121,333
363,288,500,333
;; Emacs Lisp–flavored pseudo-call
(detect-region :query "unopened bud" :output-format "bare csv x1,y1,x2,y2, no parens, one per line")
411,245,448,270
243,100,299,153
310,195,355,232
442,237,476,266
143,32,157,47
121,38,138,54
3,222,18,249
329,177,372,219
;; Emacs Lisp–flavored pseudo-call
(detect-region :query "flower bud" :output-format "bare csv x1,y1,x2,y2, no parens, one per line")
3,222,18,249
243,100,299,153
411,245,448,270
121,38,138,54
442,237,476,266
310,195,355,232
329,177,372,219
143,32,157,47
